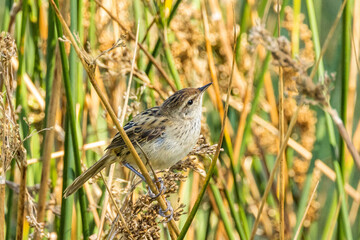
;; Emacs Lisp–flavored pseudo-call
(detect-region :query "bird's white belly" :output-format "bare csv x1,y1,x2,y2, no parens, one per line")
125,120,200,170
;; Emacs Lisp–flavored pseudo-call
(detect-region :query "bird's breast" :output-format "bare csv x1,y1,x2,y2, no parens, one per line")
127,119,201,170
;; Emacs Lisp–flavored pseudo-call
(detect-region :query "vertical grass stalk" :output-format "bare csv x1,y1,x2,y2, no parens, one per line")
53,0,90,238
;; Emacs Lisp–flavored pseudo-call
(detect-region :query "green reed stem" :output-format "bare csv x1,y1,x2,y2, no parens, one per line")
292,0,301,57
334,161,353,240
210,184,236,240
76,0,84,113
305,0,324,78
59,117,75,240
339,0,353,174
322,192,338,240
1,0,13,31
235,1,250,64
134,0,145,70
163,42,182,89
222,181,248,239
43,5,57,126
53,0,90,238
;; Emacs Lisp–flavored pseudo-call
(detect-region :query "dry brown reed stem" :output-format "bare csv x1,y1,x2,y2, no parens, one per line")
315,160,360,203
250,102,302,240
326,107,360,169
201,3,222,118
0,96,5,240
16,147,27,240
293,180,320,240
264,71,279,125
97,20,140,240
277,1,286,238
27,140,107,165
49,1,180,237
141,17,156,44
233,86,251,163
201,3,233,141
0,33,16,239
208,0,246,97
94,0,177,92
34,52,62,240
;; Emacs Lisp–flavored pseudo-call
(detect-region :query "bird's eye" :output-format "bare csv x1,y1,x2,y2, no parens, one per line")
187,100,193,105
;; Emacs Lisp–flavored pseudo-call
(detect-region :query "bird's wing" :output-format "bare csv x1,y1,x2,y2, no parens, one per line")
105,107,167,152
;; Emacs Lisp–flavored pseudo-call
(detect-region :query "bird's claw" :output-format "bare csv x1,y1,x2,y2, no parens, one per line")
159,199,174,223
147,177,166,199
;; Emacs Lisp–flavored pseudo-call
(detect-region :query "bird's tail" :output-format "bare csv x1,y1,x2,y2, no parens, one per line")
63,152,115,198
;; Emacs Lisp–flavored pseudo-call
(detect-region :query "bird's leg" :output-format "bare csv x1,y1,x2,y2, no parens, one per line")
124,162,146,181
123,163,166,198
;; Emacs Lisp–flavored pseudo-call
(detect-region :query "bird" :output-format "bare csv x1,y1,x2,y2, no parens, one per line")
63,83,212,198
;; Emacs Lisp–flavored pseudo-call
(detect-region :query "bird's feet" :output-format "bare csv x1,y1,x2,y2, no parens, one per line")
159,199,174,223
147,177,166,198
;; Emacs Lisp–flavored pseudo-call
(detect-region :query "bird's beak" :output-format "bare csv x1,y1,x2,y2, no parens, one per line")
198,82,212,93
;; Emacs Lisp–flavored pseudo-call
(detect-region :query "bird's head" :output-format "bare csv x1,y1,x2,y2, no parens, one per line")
160,83,212,120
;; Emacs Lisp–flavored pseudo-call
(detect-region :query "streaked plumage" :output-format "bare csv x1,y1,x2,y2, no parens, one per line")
63,84,211,198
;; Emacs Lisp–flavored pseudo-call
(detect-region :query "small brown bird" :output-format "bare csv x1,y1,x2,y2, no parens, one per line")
63,83,212,198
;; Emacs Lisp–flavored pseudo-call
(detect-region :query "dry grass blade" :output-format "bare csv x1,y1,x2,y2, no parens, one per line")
293,180,320,240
